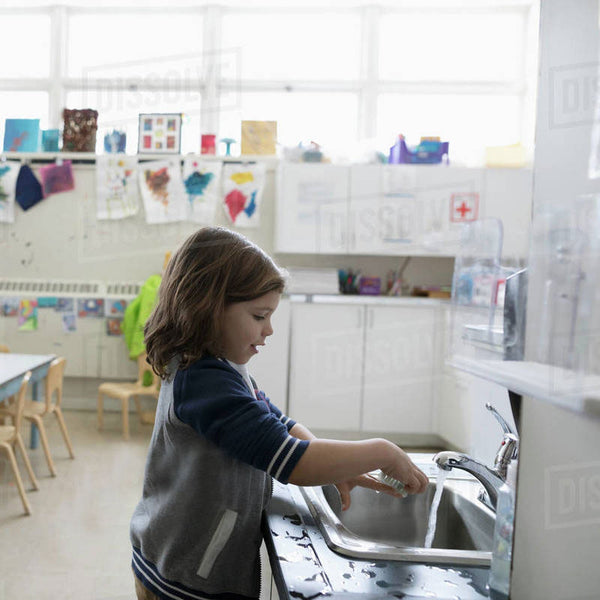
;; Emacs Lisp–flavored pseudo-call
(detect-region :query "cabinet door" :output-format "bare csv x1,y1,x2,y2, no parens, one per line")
349,165,420,255
362,305,438,433
288,303,363,431
275,163,350,254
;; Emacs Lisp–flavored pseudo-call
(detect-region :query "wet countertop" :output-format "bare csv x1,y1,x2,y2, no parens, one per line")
263,480,491,600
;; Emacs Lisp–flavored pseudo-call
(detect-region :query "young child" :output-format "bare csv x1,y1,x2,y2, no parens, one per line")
130,226,429,600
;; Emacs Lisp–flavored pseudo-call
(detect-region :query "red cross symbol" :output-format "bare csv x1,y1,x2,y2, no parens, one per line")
450,193,479,222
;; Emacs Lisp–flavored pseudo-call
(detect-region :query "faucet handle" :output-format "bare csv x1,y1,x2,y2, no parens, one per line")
486,402,517,437
493,433,519,479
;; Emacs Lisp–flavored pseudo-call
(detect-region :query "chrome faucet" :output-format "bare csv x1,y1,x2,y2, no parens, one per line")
433,403,519,511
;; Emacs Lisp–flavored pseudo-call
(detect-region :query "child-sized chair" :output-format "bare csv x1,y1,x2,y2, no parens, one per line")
97,353,160,440
0,372,39,515
20,357,74,477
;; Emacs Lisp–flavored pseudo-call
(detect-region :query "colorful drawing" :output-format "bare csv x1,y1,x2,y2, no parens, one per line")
1,297,19,316
62,109,98,152
241,120,277,155
18,299,38,331
221,163,266,228
0,161,20,223
96,155,139,220
182,157,221,224
38,161,75,197
137,113,182,154
106,318,123,336
3,119,40,152
108,299,127,316
77,298,104,318
139,159,187,224
37,296,58,308
55,298,74,313
62,313,77,333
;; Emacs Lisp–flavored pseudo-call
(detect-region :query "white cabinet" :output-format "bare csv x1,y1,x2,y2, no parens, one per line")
288,299,441,435
275,163,349,254
362,304,439,433
288,302,363,430
275,163,532,258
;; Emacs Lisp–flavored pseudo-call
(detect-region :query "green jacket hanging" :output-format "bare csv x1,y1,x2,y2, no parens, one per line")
122,274,162,361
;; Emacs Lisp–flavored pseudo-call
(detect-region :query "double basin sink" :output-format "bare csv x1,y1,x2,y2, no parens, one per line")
300,469,495,567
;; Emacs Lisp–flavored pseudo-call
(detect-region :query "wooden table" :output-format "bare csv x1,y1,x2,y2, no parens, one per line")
0,353,56,448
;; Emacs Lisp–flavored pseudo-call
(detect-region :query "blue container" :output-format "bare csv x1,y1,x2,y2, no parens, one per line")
42,129,60,152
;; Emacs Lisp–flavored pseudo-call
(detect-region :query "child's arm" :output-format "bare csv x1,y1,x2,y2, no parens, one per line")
287,436,428,496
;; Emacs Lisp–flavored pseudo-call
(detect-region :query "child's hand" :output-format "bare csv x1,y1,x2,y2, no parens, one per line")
380,446,429,496
335,471,416,511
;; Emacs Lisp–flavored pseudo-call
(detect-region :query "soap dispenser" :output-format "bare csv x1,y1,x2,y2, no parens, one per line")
489,459,518,600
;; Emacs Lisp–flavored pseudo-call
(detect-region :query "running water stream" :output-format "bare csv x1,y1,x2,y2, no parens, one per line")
424,466,450,548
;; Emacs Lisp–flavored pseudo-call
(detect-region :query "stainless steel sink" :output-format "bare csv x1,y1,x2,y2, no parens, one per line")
300,477,494,566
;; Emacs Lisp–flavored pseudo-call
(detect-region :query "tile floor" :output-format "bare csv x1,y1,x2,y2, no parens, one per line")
0,410,150,600
0,409,282,600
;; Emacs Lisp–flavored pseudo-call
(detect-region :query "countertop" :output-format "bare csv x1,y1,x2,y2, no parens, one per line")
263,480,491,600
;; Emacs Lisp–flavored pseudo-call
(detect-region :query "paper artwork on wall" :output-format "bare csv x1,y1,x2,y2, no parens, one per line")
107,299,127,316
62,313,77,333
106,318,123,336
183,157,221,224
39,161,75,198
55,298,74,313
3,119,40,152
222,163,266,228
37,297,58,308
0,161,20,223
96,155,140,220
138,113,182,154
15,164,44,211
1,297,19,316
77,298,104,318
139,159,188,224
18,299,38,331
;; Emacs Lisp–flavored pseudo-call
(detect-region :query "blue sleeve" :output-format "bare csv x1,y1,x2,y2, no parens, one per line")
173,360,308,484
255,388,297,432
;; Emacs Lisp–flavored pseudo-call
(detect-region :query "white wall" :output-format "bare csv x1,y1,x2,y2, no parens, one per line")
512,2,600,598
0,160,455,291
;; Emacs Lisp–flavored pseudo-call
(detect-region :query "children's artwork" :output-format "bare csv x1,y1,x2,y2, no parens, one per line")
0,161,20,223
18,299,38,331
38,161,75,198
15,164,44,211
241,121,277,155
138,113,182,154
1,297,19,316
37,296,58,308
3,119,40,152
96,155,140,220
103,130,126,153
182,157,221,224
77,298,104,318
222,163,266,228
106,317,123,336
55,298,74,312
107,299,127,316
41,129,60,152
62,313,77,333
62,108,98,152
139,159,188,224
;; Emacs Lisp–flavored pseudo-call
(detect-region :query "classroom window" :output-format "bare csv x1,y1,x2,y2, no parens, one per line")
0,92,49,148
67,12,205,78
219,91,359,154
0,15,51,78
379,12,524,82
221,12,361,81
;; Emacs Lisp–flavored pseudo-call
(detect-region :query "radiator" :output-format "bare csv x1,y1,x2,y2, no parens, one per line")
0,278,142,379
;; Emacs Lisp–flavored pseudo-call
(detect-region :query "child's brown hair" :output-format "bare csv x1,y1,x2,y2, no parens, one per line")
145,227,286,378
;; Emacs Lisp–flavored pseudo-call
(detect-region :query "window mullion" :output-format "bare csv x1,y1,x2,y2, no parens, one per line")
49,5,68,130
202,5,221,137
358,5,380,141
